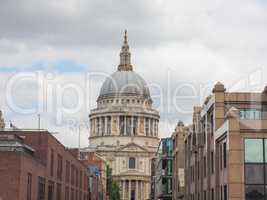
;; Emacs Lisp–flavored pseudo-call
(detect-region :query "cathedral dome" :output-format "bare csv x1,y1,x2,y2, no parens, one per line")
98,30,151,100
99,70,151,99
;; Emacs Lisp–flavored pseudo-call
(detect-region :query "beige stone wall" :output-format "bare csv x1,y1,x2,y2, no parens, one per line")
139,116,144,135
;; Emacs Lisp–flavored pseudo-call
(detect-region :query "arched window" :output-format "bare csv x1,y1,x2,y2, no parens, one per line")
129,157,136,169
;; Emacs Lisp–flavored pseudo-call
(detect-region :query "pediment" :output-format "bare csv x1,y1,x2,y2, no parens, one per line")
116,142,148,152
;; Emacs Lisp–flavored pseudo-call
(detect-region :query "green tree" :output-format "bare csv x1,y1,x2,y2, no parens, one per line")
106,165,120,200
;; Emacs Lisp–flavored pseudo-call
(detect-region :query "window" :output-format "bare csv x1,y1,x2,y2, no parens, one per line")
71,189,74,200
211,188,214,200
126,116,131,135
37,177,46,200
203,156,206,177
66,161,70,183
210,114,214,136
65,187,69,200
50,149,54,176
224,185,227,200
56,183,61,200
96,118,100,135
119,116,125,135
240,109,261,120
145,118,149,136
153,120,157,136
27,173,32,200
76,168,79,186
244,139,266,200
79,171,83,188
211,151,214,174
245,164,264,184
245,139,263,163
150,119,153,136
223,142,227,168
133,116,137,136
107,116,111,135
71,164,75,185
48,181,54,200
101,117,105,136
245,185,264,200
129,157,136,169
57,154,63,180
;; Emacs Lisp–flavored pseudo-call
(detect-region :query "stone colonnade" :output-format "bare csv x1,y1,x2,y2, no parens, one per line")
90,115,159,137
120,180,149,200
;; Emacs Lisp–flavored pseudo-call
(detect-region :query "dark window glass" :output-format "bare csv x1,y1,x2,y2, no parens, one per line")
223,142,227,168
65,187,69,200
107,116,111,135
224,185,227,200
244,139,263,163
129,157,136,169
56,183,61,200
211,151,214,173
119,116,124,135
27,173,32,200
38,177,46,200
245,185,264,200
48,181,54,200
101,117,105,136
126,116,131,135
245,164,264,184
57,154,63,180
50,149,54,176
145,118,149,136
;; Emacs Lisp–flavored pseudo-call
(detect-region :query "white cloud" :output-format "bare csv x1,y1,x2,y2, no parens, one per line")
0,0,267,146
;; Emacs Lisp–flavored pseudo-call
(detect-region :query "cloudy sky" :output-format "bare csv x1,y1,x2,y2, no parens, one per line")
0,0,267,147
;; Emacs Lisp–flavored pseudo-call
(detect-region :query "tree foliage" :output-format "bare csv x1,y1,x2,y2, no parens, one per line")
106,165,120,200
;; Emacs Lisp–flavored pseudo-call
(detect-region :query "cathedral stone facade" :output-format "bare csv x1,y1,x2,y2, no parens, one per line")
89,31,160,200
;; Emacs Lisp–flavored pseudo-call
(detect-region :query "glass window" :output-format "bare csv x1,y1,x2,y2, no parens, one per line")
133,117,137,136
244,139,263,163
119,116,124,135
107,116,111,135
245,164,264,184
129,157,136,169
126,116,131,136
245,185,264,200
240,109,262,120
145,118,149,136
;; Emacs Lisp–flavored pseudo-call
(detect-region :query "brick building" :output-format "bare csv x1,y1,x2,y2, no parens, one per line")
0,130,90,200
183,82,267,200
80,149,108,200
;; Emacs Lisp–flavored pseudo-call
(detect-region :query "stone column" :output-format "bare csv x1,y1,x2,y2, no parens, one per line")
122,180,125,200
124,116,126,136
135,180,138,200
128,180,131,200
131,116,134,136
142,182,144,200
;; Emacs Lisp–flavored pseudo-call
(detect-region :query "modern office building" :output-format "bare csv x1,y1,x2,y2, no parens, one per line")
0,130,90,200
183,82,267,200
88,31,160,200
152,138,173,200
